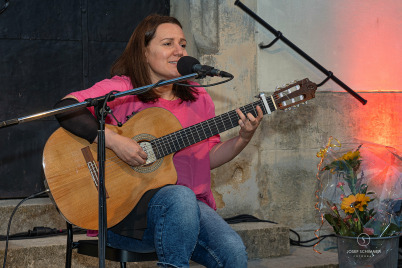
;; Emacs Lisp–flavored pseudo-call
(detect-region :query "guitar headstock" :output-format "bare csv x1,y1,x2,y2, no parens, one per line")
273,78,317,110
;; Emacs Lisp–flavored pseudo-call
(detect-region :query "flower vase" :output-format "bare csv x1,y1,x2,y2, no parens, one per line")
337,235,400,268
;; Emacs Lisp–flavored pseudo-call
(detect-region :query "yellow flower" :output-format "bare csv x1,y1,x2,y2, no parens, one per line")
341,195,357,214
341,151,361,161
355,193,370,210
340,194,370,214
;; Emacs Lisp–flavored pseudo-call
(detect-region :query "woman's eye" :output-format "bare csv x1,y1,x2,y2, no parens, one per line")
181,44,187,48
163,42,171,46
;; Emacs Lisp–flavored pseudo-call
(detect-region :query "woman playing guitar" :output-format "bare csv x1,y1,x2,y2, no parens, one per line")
53,14,263,267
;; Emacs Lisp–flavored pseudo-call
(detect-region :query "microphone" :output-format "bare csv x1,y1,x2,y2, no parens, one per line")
177,56,233,78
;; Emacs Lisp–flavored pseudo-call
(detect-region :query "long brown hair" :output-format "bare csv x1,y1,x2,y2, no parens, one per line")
111,14,197,103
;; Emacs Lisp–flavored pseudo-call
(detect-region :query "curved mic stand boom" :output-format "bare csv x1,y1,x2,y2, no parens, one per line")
234,0,367,105
0,73,197,268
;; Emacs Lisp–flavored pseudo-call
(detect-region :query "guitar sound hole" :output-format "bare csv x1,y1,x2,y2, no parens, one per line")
132,134,163,173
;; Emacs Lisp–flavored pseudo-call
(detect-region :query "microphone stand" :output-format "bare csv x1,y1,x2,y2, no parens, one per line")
234,0,367,105
0,73,197,267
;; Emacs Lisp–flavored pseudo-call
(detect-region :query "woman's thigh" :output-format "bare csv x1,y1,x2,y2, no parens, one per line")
107,185,200,255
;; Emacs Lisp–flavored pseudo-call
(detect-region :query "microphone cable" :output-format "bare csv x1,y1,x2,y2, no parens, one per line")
174,75,234,88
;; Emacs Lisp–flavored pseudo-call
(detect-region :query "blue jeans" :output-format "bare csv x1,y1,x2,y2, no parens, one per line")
107,185,247,267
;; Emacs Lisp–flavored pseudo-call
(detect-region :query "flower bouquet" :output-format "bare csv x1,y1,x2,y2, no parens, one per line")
316,139,401,266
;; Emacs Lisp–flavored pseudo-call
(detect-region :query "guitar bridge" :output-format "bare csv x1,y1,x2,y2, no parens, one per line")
81,146,109,198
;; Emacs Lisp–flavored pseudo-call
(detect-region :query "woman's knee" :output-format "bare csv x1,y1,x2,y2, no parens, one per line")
150,185,200,222
152,185,197,205
168,185,197,203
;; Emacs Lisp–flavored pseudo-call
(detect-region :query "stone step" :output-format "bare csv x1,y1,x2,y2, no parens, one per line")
0,198,290,259
246,247,338,268
0,235,338,268
0,198,67,236
0,197,340,267
0,223,290,267
0,197,291,266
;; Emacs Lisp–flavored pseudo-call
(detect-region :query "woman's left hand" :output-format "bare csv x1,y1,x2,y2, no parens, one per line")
236,105,263,142
209,105,264,169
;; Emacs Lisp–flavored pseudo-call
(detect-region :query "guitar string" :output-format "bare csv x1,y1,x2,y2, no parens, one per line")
151,105,259,157
151,100,271,158
148,85,302,157
94,101,269,169
58,97,277,175
152,99,274,158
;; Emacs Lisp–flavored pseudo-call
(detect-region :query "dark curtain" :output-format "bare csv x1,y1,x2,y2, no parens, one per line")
0,0,170,198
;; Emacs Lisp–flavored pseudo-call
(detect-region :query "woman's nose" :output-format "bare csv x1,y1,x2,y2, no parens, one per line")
173,43,185,56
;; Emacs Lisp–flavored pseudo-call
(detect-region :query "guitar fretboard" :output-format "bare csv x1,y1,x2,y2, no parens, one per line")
150,96,276,159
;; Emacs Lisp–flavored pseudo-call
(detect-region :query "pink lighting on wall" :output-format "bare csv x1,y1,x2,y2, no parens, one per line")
331,1,402,92
353,93,401,147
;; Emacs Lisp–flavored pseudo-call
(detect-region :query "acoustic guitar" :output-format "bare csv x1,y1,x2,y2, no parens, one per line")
43,78,317,230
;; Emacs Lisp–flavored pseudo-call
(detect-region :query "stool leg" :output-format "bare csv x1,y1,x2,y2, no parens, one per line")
66,222,73,268
120,262,126,268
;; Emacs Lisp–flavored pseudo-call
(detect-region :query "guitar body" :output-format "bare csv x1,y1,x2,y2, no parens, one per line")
43,107,182,230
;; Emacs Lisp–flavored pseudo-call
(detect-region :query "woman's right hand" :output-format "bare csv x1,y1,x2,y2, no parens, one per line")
96,128,148,167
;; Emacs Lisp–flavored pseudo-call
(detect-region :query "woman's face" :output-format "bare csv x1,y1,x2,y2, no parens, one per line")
145,23,188,83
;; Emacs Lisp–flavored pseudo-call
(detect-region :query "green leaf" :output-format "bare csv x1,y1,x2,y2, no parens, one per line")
339,221,352,236
324,214,341,234
324,214,337,225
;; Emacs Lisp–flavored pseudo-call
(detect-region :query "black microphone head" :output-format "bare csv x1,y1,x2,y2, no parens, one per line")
177,56,200,75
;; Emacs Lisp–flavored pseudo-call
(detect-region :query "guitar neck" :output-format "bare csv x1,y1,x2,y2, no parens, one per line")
151,96,275,159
